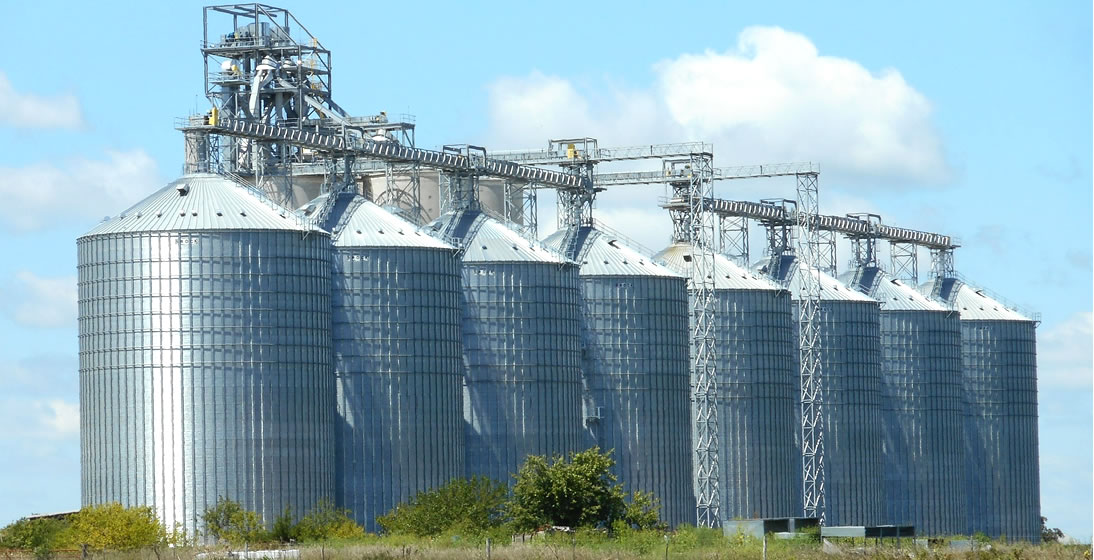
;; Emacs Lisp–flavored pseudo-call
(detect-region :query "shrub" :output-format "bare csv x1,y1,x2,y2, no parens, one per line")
508,447,663,532
294,499,364,541
0,516,69,551
201,498,267,545
377,476,508,537
65,503,166,551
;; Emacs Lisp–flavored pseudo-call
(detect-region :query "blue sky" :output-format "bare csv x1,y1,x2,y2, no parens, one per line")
0,0,1090,541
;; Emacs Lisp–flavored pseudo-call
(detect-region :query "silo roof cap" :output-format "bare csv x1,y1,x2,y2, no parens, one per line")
841,266,947,311
81,173,323,237
299,192,454,249
543,227,681,278
428,210,567,264
655,243,784,291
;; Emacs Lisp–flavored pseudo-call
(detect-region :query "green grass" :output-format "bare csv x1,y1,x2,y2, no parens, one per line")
3,531,1088,560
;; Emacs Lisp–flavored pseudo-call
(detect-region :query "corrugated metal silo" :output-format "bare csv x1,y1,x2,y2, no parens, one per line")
844,266,966,535
78,173,333,537
542,227,695,526
428,210,583,483
657,243,800,521
924,277,1041,542
302,192,464,531
757,254,885,526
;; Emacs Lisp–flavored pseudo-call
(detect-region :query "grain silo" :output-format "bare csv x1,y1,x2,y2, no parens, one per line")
844,266,966,535
657,243,800,521
300,192,464,531
428,210,583,483
542,226,695,526
78,173,333,537
757,254,884,526
923,277,1041,542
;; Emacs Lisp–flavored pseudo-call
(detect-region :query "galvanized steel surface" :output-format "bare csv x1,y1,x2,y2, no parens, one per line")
659,244,801,520
85,174,314,235
432,211,584,483
847,267,967,535
760,255,885,526
79,175,334,537
926,278,1041,542
320,194,464,531
545,228,695,526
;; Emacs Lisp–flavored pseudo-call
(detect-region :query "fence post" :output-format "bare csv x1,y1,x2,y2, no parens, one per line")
486,537,491,560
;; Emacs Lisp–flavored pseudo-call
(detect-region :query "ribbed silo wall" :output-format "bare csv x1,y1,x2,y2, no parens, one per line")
800,300,885,526
879,310,966,535
332,246,464,531
580,275,695,526
462,262,584,483
78,230,333,536
962,320,1040,542
718,290,801,520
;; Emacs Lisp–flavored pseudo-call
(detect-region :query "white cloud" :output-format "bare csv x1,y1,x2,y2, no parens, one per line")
1038,311,1093,389
0,149,162,231
0,398,80,441
5,271,77,329
0,72,83,130
40,400,80,437
0,356,79,442
485,26,950,186
486,72,667,149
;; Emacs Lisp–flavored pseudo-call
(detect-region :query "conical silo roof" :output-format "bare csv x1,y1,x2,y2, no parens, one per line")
428,210,565,263
756,253,875,302
655,242,783,290
924,277,1033,321
83,173,321,236
299,192,454,249
842,266,947,311
542,227,681,278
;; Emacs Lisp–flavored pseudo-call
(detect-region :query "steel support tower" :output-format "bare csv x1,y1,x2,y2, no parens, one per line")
662,155,721,528
793,171,826,523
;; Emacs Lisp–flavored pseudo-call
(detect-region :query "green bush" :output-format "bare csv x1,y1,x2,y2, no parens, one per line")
201,497,267,545
64,503,166,551
377,476,508,537
508,447,663,532
0,516,69,551
294,499,364,541
271,506,298,543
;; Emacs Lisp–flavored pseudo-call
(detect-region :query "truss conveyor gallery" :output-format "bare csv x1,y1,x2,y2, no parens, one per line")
189,116,591,191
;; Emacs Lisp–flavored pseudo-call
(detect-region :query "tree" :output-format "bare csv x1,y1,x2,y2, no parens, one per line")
65,503,166,551
201,498,267,545
1041,516,1064,543
377,476,509,537
508,447,662,532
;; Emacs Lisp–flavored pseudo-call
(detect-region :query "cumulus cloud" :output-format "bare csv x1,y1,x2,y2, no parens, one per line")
0,356,79,442
3,271,77,329
0,72,83,130
486,73,666,149
0,149,162,231
1038,311,1093,389
486,26,950,186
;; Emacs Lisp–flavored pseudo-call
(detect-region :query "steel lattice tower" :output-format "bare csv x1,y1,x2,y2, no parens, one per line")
664,154,721,527
795,172,826,523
